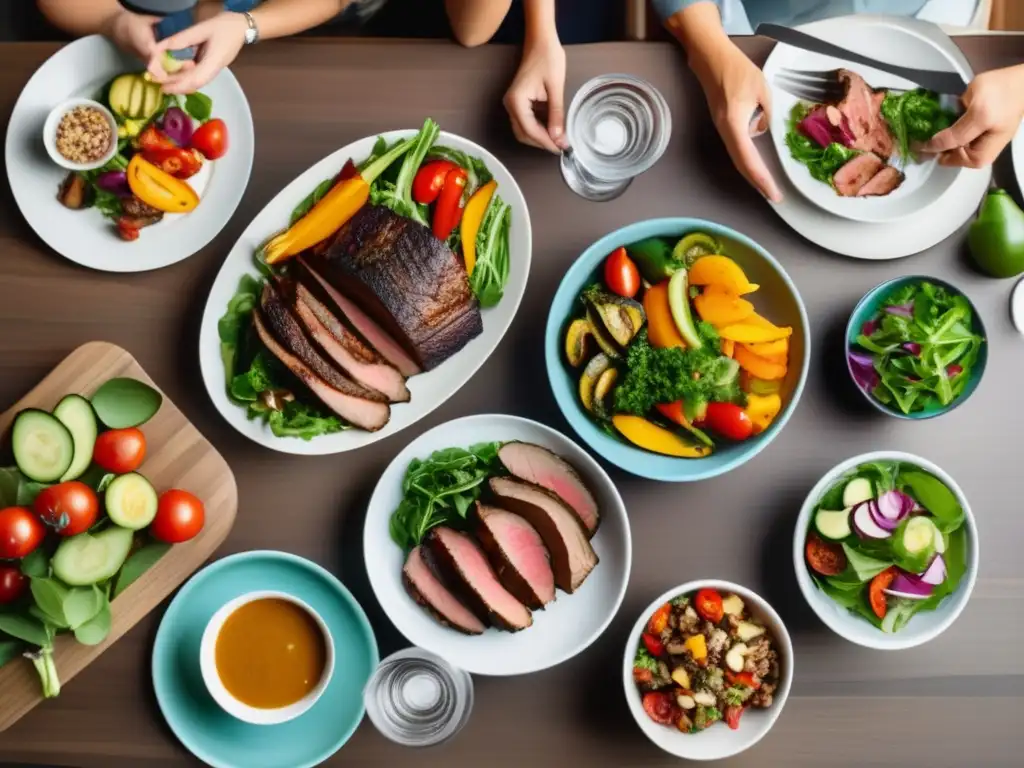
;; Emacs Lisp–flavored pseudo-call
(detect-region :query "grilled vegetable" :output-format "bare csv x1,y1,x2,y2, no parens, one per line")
565,318,594,368
583,286,645,347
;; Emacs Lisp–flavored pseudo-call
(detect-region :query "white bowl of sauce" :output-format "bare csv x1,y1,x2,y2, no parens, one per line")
199,590,335,725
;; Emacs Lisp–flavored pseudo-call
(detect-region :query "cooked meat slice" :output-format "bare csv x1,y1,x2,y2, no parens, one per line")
833,153,884,197
498,442,600,536
403,545,485,635
426,527,532,632
252,310,390,431
475,503,555,609
297,257,421,377
836,69,894,158
488,477,598,593
122,196,164,220
57,172,89,209
856,166,905,197
305,205,483,371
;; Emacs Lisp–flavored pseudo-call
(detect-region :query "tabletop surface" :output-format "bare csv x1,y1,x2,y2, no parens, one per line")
1,35,1023,768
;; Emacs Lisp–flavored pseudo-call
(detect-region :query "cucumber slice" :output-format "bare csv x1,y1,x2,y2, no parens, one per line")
934,527,947,554
12,409,74,483
52,527,134,586
105,473,158,530
902,516,937,554
52,395,98,482
815,508,852,540
672,233,720,267
842,477,874,508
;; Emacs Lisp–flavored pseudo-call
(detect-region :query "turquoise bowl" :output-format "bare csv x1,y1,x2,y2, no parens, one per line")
152,550,379,768
846,275,987,420
544,217,810,482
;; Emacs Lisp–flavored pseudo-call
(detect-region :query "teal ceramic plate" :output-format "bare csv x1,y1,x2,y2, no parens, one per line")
152,551,378,768
846,275,987,420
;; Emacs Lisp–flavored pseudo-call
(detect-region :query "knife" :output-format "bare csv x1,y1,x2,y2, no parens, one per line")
756,23,968,96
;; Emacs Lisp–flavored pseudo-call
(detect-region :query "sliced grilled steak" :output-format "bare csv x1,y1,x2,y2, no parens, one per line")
475,503,555,610
833,153,885,197
856,166,905,197
252,310,390,431
297,257,421,377
498,442,600,536
836,69,894,159
488,477,598,594
403,545,486,635
306,205,483,371
426,526,532,632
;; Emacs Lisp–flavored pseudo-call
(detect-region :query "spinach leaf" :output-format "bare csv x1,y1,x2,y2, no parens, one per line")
114,542,172,599
784,103,859,183
0,614,49,648
183,92,213,123
0,467,20,506
20,549,49,579
73,603,111,646
841,542,892,582
63,586,106,630
900,470,964,532
219,273,263,385
17,479,50,506
0,639,23,669
290,177,334,226
30,578,70,629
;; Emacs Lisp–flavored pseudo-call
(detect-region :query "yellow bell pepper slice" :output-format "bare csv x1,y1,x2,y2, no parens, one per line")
127,155,199,213
745,393,782,435
684,634,707,661
460,179,497,275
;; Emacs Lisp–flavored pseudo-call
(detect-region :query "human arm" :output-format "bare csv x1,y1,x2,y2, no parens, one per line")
445,0,513,48
37,0,160,60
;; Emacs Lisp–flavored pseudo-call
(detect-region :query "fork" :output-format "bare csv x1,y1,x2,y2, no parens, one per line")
773,69,849,104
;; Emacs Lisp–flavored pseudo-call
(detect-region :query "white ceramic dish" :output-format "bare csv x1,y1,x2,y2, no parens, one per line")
5,35,254,273
622,581,793,761
199,129,531,455
363,414,631,676
792,450,978,650
43,98,118,171
199,590,335,725
763,15,991,259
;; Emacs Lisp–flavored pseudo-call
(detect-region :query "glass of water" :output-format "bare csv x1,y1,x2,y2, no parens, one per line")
560,74,672,202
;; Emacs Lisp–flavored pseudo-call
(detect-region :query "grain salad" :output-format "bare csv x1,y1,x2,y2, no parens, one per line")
55,105,112,164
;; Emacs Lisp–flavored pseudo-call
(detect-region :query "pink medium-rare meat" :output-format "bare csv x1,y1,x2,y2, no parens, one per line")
497,441,600,536
403,545,486,635
426,527,532,631
475,503,555,609
252,310,391,431
856,166,905,197
798,106,855,149
833,152,885,197
836,69,894,159
488,477,598,594
297,257,421,377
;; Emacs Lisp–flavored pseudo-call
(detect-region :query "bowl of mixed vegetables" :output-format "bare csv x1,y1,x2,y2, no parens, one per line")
544,218,809,482
623,581,793,761
794,452,978,650
846,276,986,419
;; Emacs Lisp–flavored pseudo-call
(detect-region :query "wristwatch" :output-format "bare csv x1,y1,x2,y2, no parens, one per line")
241,10,259,45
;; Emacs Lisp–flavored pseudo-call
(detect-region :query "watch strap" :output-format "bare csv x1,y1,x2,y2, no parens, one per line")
241,11,259,45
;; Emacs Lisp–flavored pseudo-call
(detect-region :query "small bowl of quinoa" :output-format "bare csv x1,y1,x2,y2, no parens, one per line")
43,98,118,171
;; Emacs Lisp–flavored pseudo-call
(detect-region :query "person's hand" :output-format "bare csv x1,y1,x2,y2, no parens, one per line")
690,36,781,202
922,65,1024,169
503,36,568,153
104,9,160,62
146,12,249,95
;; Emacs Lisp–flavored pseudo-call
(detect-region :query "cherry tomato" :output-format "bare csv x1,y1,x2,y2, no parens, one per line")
0,565,28,604
142,147,203,179
633,666,653,684
137,124,175,153
646,602,671,635
432,167,468,241
642,632,664,657
641,691,678,725
151,490,205,543
93,428,147,474
189,118,229,160
694,588,724,623
869,566,897,619
0,507,46,560
33,482,99,537
603,247,641,298
724,705,744,730
700,402,753,441
412,160,457,205
116,219,140,241
805,533,847,577
726,670,761,690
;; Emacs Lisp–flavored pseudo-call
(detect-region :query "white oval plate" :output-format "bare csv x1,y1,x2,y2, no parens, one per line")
364,414,631,676
5,35,254,273
766,22,962,223
762,15,990,258
199,129,531,455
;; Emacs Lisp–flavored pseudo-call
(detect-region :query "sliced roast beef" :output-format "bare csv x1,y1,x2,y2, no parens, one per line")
856,166,905,197
488,477,598,594
836,69,894,159
304,205,483,371
252,311,391,431
833,152,885,197
426,527,532,632
498,442,600,536
475,503,555,610
403,545,486,635
297,257,421,377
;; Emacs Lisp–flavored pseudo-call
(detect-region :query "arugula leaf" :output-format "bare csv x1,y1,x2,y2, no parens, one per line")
881,89,956,163
784,103,859,183
469,194,511,308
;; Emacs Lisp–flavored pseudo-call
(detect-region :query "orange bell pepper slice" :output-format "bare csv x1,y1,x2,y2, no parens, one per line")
644,282,686,349
127,155,199,213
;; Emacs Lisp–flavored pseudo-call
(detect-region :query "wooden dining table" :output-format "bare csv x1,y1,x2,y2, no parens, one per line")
1,34,1023,768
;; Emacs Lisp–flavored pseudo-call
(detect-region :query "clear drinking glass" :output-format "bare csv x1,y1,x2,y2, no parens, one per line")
560,74,672,201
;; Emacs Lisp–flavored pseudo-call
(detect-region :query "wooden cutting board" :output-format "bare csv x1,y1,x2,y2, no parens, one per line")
0,341,238,732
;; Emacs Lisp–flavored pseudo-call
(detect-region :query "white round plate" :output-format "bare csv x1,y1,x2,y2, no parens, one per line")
199,129,531,455
5,35,254,273
766,22,962,223
762,15,991,259
363,414,631,676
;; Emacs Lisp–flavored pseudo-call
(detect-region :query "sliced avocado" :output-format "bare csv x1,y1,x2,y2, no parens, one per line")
579,354,612,413
672,232,720,268
128,78,144,119
162,51,186,74
585,307,622,359
667,270,702,349
141,81,162,119
107,74,137,118
565,317,594,368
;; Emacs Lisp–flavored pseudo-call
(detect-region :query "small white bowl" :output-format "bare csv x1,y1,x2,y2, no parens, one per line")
622,581,794,761
199,590,335,725
793,450,979,650
43,97,118,171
